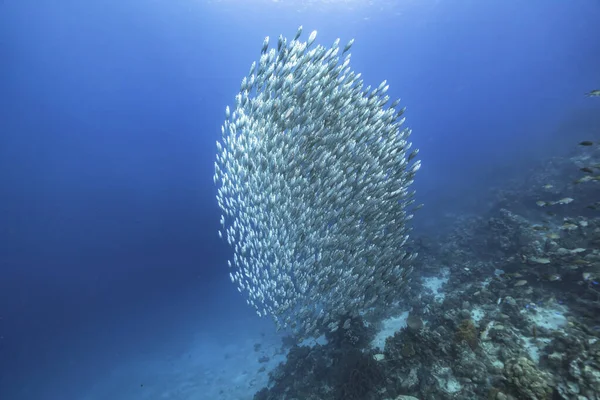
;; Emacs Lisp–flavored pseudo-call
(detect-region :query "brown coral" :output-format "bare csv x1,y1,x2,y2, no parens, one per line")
504,357,554,400
455,319,479,350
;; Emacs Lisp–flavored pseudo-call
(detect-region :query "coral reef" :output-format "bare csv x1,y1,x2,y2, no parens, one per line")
251,142,600,400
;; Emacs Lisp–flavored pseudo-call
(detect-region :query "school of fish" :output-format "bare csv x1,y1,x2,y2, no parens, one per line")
214,26,422,339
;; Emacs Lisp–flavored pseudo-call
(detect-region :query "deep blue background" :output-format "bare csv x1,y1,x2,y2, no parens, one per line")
1,0,599,397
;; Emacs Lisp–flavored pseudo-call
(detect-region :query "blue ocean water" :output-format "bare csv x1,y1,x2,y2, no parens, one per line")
0,0,599,399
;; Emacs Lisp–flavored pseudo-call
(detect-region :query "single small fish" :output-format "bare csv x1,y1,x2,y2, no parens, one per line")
586,202,600,210
574,175,593,184
574,259,590,265
579,141,594,146
586,89,600,97
560,223,578,230
407,149,419,162
542,184,553,190
529,257,551,264
261,36,269,54
555,197,574,205
547,274,561,282
412,203,424,211
581,167,594,173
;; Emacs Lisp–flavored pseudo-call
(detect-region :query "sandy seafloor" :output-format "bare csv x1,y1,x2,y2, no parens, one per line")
75,272,568,400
